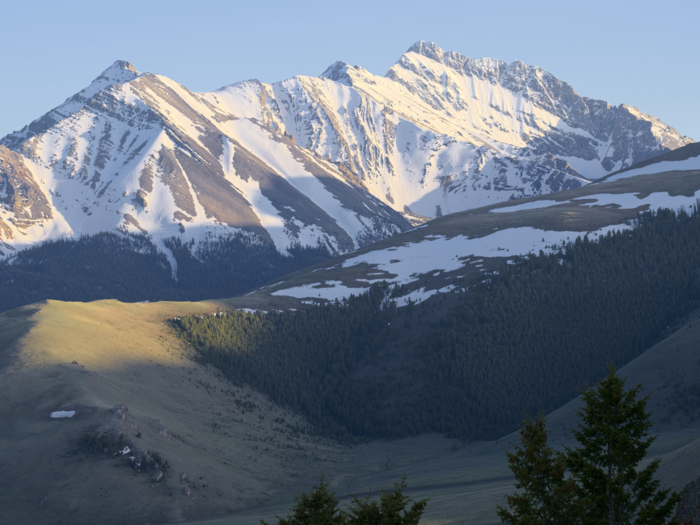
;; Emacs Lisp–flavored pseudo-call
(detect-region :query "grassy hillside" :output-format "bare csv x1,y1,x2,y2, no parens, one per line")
0,299,352,525
2,298,698,525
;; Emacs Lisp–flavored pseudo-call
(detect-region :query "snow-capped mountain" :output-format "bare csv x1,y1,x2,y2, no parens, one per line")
0,42,692,264
207,41,691,219
0,61,409,260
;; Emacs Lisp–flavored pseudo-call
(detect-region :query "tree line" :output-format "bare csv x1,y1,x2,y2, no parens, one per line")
268,366,684,524
0,231,331,313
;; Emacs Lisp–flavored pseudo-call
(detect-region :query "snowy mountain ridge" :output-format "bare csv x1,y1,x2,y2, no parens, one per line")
253,163,700,308
0,42,692,267
0,61,409,262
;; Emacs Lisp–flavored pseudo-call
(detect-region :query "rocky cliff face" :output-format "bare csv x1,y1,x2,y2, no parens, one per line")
0,145,52,241
399,41,690,175
0,42,692,263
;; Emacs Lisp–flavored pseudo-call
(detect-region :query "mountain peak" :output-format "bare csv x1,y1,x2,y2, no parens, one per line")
406,41,445,64
94,60,140,85
320,61,353,85
0,60,142,149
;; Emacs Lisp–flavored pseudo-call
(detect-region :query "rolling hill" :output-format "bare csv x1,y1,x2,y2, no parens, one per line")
1,294,698,525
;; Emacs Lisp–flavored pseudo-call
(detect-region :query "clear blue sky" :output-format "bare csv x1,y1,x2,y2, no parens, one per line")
1,0,697,141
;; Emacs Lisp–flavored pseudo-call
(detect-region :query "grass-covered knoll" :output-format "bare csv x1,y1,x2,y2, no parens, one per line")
175,205,700,442
0,298,353,525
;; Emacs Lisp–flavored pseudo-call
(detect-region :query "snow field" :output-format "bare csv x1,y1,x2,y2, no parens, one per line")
606,156,700,182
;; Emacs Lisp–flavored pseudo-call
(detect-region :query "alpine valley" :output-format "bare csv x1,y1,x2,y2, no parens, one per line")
1,42,700,525
0,41,693,311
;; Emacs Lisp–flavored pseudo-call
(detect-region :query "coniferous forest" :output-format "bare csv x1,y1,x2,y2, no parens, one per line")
174,206,700,442
0,232,331,314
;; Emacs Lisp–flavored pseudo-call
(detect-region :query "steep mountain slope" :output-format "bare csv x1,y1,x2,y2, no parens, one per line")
0,61,409,261
0,43,691,267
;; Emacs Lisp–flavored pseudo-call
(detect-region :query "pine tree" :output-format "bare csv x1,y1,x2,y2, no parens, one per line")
565,364,683,525
497,412,584,524
261,476,345,525
262,475,427,525
346,475,428,525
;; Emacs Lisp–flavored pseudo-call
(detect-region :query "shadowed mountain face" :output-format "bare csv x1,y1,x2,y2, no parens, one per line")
0,42,692,266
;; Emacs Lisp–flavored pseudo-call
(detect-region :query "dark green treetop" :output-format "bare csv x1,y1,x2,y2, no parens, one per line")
262,474,427,525
497,412,585,525
346,475,428,525
566,364,683,525
261,476,345,525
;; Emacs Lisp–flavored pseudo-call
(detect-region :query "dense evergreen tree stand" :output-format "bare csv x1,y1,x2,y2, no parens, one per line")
0,232,331,313
262,475,427,525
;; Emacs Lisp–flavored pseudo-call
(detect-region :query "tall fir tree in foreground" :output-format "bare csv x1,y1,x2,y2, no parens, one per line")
499,364,683,525
497,413,585,524
566,364,683,525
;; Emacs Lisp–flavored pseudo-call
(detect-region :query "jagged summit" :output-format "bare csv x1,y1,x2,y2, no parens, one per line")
73,60,141,104
406,40,446,63
320,61,353,84
404,40,498,74
1,60,142,150
404,40,544,86
94,60,141,85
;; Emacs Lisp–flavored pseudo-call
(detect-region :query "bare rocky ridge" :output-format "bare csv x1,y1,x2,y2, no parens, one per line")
0,145,52,240
401,41,691,171
0,61,409,263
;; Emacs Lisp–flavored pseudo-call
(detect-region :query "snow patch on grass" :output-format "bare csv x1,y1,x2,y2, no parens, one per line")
50,411,76,418
271,281,366,301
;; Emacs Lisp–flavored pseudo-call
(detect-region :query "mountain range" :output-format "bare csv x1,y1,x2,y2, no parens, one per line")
0,42,699,525
0,41,692,268
1,161,699,523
